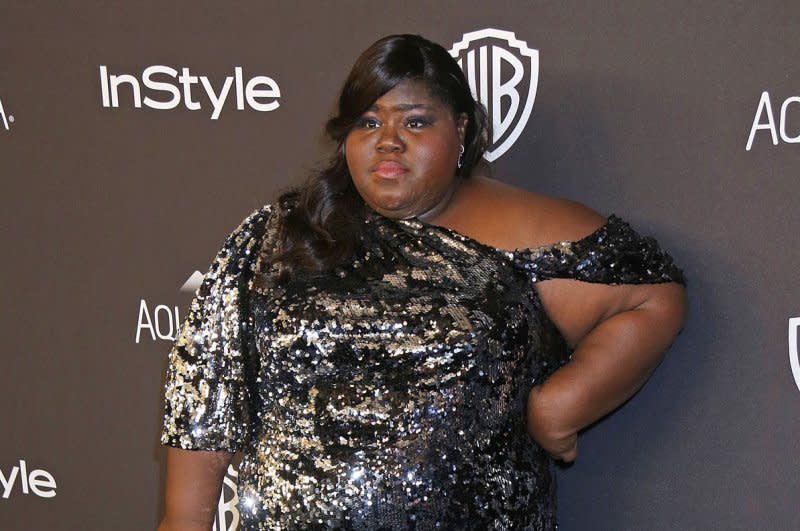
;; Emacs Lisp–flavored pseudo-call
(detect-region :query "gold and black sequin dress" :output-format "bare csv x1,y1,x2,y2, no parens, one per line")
161,204,684,530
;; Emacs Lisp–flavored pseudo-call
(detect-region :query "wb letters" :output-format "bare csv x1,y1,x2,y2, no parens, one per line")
450,29,538,162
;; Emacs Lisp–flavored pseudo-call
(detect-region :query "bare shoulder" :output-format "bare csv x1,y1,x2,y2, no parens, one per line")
458,176,606,250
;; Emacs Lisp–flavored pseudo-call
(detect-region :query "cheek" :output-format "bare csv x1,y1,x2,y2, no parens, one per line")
345,135,370,175
416,137,457,174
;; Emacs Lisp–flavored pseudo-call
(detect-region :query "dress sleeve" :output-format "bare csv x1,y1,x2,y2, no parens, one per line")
512,215,686,285
160,205,274,452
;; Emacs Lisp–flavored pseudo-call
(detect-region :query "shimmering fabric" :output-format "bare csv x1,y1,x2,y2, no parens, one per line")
161,204,684,530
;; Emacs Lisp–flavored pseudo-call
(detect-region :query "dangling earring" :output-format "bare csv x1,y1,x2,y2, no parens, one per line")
457,144,465,170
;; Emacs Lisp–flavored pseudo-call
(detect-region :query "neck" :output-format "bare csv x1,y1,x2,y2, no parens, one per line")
410,178,462,223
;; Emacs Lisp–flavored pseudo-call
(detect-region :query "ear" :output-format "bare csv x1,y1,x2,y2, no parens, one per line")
456,112,468,145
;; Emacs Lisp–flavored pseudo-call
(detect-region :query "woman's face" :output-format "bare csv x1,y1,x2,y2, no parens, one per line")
345,80,467,220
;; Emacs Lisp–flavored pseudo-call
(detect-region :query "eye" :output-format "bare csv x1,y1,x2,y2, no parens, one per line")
357,117,381,129
406,117,431,129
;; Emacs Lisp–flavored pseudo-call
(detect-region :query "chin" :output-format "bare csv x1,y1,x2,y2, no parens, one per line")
372,205,411,219
365,194,413,217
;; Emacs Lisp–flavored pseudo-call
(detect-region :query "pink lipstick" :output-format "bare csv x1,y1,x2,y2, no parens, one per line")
373,161,408,179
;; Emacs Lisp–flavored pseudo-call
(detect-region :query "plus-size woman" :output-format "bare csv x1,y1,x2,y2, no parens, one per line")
158,34,686,531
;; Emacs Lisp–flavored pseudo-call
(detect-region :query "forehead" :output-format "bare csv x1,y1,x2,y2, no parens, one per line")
370,80,449,111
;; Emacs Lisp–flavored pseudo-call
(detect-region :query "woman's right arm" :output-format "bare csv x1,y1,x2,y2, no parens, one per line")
159,207,273,529
158,447,234,531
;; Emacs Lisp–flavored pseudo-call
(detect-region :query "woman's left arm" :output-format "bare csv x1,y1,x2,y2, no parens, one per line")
528,280,688,462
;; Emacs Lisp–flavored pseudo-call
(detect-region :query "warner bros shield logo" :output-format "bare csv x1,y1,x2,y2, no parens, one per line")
213,465,240,531
450,29,539,162
790,317,800,392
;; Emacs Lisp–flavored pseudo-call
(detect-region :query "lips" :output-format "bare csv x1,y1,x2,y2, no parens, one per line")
372,161,408,179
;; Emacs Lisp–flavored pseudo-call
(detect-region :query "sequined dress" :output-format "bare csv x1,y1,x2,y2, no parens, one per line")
161,204,684,530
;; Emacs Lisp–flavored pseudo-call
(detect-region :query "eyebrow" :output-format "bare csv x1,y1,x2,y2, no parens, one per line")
368,103,434,112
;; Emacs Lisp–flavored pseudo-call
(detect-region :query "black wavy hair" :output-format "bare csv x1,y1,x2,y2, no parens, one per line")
265,34,490,284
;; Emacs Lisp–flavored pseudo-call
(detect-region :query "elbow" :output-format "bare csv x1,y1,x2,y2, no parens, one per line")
641,282,688,341
665,282,688,336
526,385,577,454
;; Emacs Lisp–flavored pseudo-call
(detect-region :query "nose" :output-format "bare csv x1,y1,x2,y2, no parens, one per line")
376,124,404,153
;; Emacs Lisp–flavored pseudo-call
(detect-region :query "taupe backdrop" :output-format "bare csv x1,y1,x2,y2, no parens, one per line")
3,1,799,529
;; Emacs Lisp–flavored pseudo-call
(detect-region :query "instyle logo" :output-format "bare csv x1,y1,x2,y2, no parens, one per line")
790,317,800,392
746,91,800,150
450,29,539,162
213,465,240,531
0,459,57,499
0,96,14,131
135,271,203,343
99,65,280,120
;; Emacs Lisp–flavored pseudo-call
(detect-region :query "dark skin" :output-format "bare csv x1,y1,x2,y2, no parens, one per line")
420,175,687,462
159,81,687,529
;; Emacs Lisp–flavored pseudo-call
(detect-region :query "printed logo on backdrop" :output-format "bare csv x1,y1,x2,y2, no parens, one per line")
1,459,57,500
449,29,539,162
213,465,240,531
746,91,800,150
135,271,203,343
0,96,14,131
790,317,800,392
100,66,280,120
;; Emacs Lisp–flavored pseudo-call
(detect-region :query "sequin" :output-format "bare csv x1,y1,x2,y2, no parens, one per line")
161,204,684,530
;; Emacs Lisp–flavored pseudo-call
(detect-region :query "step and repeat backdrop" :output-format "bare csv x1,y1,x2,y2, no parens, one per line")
3,2,799,529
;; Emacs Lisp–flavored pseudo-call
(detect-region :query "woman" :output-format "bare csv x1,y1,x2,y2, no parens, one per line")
159,34,686,530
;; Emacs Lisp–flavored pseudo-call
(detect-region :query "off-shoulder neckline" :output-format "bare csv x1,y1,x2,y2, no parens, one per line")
391,214,622,257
